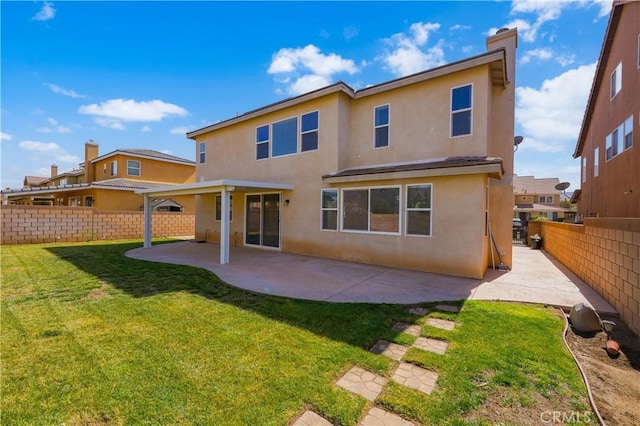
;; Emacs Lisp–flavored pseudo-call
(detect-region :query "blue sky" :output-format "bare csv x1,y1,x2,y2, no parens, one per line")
1,1,612,192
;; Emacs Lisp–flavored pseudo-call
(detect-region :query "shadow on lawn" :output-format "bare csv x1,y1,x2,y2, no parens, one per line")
45,241,435,349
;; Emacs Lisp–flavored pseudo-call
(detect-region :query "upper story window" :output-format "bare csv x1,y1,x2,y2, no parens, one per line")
623,115,633,150
606,115,633,160
594,147,599,177
272,117,298,157
451,84,472,137
638,35,640,68
582,157,587,183
60,178,67,186
256,125,269,160
199,142,206,164
610,61,622,99
110,160,117,176
539,196,553,204
103,164,107,175
374,105,389,148
301,111,319,152
127,160,141,177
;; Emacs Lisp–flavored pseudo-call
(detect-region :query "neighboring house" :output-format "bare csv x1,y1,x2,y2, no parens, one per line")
513,175,570,221
137,28,518,279
573,0,639,218
3,141,196,212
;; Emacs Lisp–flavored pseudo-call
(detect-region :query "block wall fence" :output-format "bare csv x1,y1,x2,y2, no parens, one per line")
539,219,640,335
1,205,194,245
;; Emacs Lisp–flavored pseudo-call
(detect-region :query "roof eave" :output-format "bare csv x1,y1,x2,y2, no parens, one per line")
573,2,623,158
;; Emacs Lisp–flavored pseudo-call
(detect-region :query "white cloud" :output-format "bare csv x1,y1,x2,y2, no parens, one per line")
33,1,56,21
141,126,152,132
516,63,596,153
267,44,359,96
170,125,197,135
44,83,85,98
520,47,554,64
380,22,446,77
19,140,81,164
449,24,471,32
1,132,12,141
590,0,612,19
79,98,188,130
35,117,72,134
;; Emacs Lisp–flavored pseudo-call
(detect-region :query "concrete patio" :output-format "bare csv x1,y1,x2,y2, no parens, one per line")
125,241,616,314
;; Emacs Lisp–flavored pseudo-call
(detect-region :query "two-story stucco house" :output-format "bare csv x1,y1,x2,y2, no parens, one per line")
573,0,639,218
513,175,569,222
3,141,196,212
138,28,518,279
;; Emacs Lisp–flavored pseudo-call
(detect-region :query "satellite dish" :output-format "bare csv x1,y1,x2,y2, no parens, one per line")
555,182,570,191
514,136,524,146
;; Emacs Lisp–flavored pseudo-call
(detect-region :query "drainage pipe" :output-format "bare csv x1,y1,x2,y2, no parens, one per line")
559,308,606,426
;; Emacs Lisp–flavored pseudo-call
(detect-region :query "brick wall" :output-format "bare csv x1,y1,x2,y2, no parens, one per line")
540,219,640,335
1,205,194,245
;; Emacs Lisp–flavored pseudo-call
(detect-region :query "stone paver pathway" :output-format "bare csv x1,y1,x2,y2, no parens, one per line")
391,322,421,337
391,362,438,395
336,366,387,401
435,304,461,313
359,407,415,426
406,307,430,316
426,318,456,330
293,410,333,426
412,337,449,355
370,340,409,361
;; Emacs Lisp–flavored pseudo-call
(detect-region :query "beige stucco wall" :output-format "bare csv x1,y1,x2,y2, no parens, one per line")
191,29,516,279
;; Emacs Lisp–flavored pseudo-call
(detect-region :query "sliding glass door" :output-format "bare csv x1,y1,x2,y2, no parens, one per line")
245,194,280,248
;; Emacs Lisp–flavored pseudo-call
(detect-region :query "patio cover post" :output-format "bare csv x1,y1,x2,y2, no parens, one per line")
143,194,152,248
220,187,231,264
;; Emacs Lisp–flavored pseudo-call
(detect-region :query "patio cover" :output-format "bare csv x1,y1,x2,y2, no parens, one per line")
134,179,294,264
513,203,568,213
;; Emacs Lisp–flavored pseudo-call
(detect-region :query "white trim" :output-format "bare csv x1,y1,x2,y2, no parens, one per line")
256,123,270,161
450,83,473,138
135,179,294,196
127,159,141,177
405,183,433,237
320,188,339,231
271,115,299,158
373,104,390,149
300,110,320,153
243,192,282,250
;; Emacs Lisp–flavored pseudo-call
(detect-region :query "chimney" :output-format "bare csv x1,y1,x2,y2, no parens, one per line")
486,27,518,85
84,140,99,183
51,164,58,178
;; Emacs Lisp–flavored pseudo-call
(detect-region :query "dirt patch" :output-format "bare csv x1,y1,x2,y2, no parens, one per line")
464,310,640,425
565,313,640,426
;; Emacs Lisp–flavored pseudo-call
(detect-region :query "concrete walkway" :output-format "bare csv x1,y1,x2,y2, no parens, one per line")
125,241,616,314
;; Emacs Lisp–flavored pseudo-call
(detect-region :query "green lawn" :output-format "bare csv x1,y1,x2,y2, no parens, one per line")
1,240,590,425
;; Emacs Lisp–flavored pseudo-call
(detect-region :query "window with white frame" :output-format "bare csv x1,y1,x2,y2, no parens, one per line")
69,196,81,207
406,184,432,236
624,115,633,150
539,196,553,204
610,61,622,99
215,195,233,221
374,105,389,148
103,164,107,175
321,189,338,230
60,178,67,186
582,157,587,183
272,117,298,157
594,147,599,177
342,186,400,233
110,160,117,176
84,196,94,207
451,84,472,137
127,160,141,177
256,125,269,160
606,116,633,160
301,111,319,152
199,142,206,163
